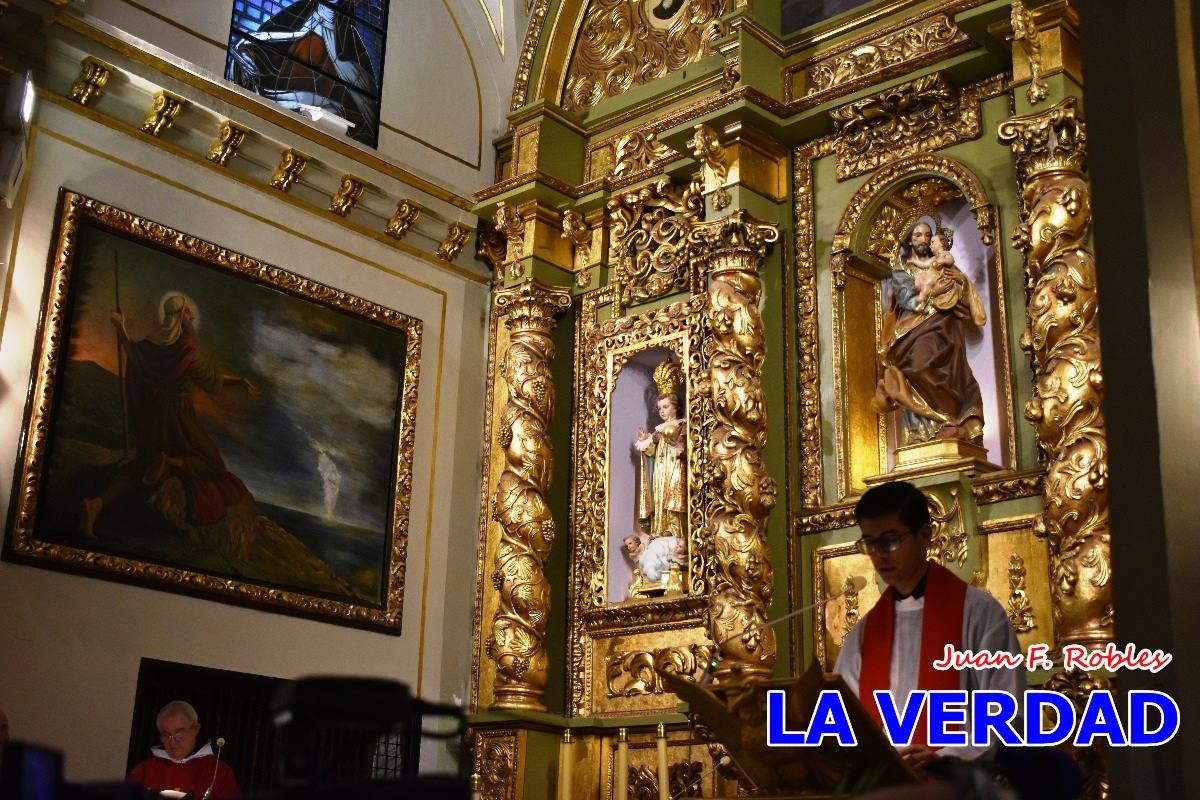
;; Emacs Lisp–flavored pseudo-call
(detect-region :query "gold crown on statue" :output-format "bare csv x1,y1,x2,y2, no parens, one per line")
653,360,683,397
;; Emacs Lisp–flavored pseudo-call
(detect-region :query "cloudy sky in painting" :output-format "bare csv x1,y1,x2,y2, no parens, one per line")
66,224,405,532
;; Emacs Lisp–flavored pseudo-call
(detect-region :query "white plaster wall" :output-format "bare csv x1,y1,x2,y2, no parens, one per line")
0,98,487,781
72,0,523,195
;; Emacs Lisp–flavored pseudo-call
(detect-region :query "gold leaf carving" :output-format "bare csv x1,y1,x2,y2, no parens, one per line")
611,131,677,179
807,13,968,97
139,90,186,138
688,124,731,210
700,210,781,681
207,120,248,167
486,282,572,711
830,73,988,180
608,176,704,312
605,643,715,697
563,0,725,111
437,222,473,262
1011,0,1049,104
927,490,967,567
386,199,422,240
270,149,308,193
472,729,519,800
511,0,550,111
69,56,112,106
329,175,366,217
999,98,1112,650
1006,553,1036,633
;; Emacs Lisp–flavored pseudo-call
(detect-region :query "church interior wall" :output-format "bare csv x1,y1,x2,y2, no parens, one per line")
72,0,523,196
0,27,492,779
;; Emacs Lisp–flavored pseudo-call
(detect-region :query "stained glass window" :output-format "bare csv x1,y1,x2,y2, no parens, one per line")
226,0,387,147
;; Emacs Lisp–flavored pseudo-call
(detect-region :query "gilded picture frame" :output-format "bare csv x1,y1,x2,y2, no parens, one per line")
569,294,711,716
4,191,421,633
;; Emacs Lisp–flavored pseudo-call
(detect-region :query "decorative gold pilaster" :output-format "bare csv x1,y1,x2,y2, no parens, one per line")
139,90,185,137
998,97,1112,650
329,175,366,216
385,199,421,240
696,210,780,681
438,222,472,262
269,148,308,192
486,281,572,711
69,56,112,106
207,120,248,166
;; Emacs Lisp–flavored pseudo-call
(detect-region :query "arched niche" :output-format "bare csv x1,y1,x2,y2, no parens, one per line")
829,154,1017,497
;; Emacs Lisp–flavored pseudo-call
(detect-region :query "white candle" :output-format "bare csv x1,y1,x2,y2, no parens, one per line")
615,728,628,799
558,729,574,800
656,724,669,800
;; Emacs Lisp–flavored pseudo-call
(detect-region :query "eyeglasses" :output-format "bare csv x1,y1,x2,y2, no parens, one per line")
158,726,195,743
855,531,914,556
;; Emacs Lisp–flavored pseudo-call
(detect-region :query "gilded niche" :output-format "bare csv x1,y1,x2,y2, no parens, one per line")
563,0,726,111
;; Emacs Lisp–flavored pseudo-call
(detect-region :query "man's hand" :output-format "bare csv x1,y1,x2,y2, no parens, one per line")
898,744,937,773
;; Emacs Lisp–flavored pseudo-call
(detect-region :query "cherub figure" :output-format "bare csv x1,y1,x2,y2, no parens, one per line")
911,231,957,312
622,532,687,595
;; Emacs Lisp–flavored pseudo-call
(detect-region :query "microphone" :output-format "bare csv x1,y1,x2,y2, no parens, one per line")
201,737,226,800
698,575,869,685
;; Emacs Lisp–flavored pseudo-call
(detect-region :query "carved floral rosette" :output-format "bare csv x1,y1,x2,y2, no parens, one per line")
694,211,781,679
998,98,1113,649
486,281,571,711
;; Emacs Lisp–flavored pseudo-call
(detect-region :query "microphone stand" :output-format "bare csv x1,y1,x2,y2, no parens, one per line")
201,737,225,800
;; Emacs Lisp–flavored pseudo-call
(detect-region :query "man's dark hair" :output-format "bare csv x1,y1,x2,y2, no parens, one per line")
854,481,931,533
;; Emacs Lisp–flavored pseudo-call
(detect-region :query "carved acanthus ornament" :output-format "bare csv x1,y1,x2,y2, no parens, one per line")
562,0,725,111
269,149,308,192
629,761,704,799
207,121,248,167
688,124,731,210
610,131,677,179
437,222,473,262
386,199,422,240
329,175,366,217
1007,553,1036,633
699,210,780,680
139,90,185,138
486,281,571,711
471,728,520,800
805,13,970,99
830,73,995,180
998,97,1112,650
494,202,527,276
510,0,549,111
840,575,861,644
1011,0,1049,104
927,490,967,567
605,643,715,698
69,56,112,106
608,177,704,313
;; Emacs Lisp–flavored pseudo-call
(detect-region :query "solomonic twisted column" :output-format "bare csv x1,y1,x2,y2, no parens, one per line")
486,280,571,710
998,97,1113,650
692,210,780,681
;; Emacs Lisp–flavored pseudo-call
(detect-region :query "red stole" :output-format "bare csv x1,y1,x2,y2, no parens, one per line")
858,561,967,747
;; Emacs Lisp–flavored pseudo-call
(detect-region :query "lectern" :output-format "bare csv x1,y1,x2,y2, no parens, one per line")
659,661,918,798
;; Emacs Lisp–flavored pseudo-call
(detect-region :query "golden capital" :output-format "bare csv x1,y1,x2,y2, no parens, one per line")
495,280,571,335
997,97,1087,184
689,209,780,273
